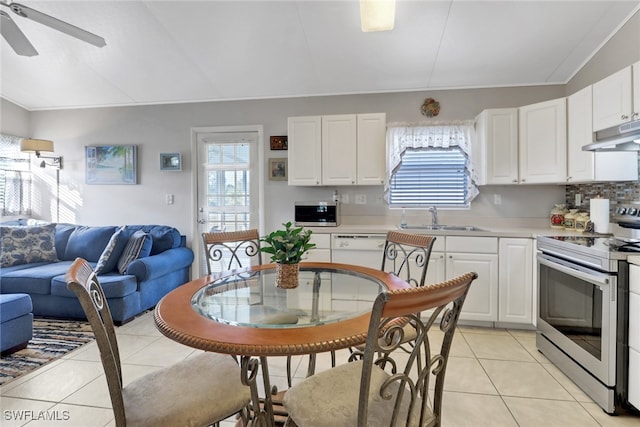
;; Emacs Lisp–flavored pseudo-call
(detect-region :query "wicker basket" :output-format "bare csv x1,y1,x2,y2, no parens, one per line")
275,263,299,289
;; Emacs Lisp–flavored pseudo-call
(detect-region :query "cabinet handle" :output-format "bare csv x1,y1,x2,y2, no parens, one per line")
512,179,518,183
621,114,629,120
521,179,526,183
633,112,639,118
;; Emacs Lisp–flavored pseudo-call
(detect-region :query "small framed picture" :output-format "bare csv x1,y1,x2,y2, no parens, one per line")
270,135,288,150
160,153,181,171
268,158,288,181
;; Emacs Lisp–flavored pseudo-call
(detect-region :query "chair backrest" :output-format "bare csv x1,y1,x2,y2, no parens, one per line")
355,271,477,427
381,231,436,287
65,258,126,426
201,229,262,275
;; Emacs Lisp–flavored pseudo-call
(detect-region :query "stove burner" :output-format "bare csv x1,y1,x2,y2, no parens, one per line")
604,237,640,252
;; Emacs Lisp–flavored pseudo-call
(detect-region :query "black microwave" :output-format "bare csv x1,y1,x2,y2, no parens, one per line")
294,201,340,227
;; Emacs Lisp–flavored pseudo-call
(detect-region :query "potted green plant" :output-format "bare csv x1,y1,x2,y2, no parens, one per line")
260,221,316,288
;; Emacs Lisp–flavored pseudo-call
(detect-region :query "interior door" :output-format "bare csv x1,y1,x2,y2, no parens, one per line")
195,130,260,276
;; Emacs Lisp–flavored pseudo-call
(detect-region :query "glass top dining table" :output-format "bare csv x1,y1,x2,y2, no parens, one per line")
154,262,410,357
191,264,387,329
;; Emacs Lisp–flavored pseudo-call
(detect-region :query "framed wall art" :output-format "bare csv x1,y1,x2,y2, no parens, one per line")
268,158,288,181
86,145,137,185
269,135,288,150
160,153,182,171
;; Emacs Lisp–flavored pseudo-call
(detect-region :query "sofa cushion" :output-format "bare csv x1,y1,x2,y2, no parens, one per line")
1,224,58,267
127,225,181,254
95,226,128,275
51,273,138,299
63,226,117,262
54,223,77,260
117,230,152,274
0,294,33,322
0,261,75,295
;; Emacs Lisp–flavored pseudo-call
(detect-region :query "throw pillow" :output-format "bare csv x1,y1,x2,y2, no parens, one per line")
0,224,59,267
95,226,128,275
117,230,152,274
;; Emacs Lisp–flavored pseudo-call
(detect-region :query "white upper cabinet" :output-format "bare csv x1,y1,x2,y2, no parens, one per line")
288,113,386,186
288,116,322,185
567,85,638,183
474,108,519,185
356,113,387,185
592,62,640,131
518,98,567,184
322,114,358,185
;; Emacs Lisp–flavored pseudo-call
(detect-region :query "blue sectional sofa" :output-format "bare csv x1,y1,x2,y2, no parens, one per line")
0,222,194,324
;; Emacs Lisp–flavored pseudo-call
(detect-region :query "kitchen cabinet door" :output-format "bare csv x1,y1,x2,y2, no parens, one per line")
474,108,519,185
567,86,638,183
446,252,498,322
322,114,357,185
519,98,567,184
592,65,633,132
288,116,322,185
356,113,386,185
498,238,533,325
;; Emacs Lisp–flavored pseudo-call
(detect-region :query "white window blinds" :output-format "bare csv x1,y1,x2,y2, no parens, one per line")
385,123,478,208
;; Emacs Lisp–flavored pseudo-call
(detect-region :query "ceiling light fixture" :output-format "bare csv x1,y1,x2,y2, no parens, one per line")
360,0,396,32
20,138,63,169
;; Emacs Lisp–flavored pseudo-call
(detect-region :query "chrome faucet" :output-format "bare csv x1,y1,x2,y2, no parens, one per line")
427,206,438,226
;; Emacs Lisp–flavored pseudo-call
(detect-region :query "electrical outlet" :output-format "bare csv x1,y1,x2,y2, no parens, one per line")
341,194,349,204
355,194,366,205
575,193,582,207
166,194,174,205
493,194,501,205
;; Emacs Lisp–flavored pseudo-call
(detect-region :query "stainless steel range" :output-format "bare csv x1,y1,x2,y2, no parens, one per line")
536,201,640,415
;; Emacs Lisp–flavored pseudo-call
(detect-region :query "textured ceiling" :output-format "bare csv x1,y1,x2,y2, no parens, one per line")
1,0,639,111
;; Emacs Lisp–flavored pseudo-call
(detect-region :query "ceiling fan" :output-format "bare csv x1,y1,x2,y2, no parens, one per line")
0,1,105,56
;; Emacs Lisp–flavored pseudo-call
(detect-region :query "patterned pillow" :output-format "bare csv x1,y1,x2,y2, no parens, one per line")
117,230,152,275
95,226,128,275
0,224,59,267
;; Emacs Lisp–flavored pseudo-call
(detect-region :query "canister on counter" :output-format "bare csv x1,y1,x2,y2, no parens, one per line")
575,212,590,233
564,209,578,230
550,204,568,229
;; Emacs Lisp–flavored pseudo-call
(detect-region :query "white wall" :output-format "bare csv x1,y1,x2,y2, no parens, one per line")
14,85,568,243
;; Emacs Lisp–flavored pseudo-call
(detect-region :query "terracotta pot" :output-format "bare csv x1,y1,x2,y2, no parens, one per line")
275,263,299,289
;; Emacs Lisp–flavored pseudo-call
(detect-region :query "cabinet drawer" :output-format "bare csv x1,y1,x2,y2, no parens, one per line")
446,236,497,253
630,264,640,294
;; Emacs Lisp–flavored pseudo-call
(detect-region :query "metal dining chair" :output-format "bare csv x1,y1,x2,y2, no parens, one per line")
65,257,251,427
202,229,263,275
283,272,478,427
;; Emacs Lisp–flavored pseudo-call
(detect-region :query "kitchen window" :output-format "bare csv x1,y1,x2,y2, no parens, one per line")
385,123,478,208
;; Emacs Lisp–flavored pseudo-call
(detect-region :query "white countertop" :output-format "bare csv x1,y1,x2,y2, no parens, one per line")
305,217,600,239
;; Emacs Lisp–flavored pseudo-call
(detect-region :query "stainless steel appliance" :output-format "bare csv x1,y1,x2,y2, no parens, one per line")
536,201,640,414
583,118,640,152
294,201,340,227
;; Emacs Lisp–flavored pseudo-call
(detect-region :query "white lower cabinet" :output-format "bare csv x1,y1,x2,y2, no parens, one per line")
498,238,533,325
295,234,332,311
445,237,498,323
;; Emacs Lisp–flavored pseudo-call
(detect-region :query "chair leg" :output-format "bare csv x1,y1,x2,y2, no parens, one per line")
286,355,293,388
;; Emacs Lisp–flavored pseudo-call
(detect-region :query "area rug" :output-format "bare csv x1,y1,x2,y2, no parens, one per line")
0,318,95,385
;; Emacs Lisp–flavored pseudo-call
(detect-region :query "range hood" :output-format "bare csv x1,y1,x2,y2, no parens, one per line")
583,118,640,151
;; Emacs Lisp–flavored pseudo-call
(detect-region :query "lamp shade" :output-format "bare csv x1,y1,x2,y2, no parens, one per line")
21,138,54,153
360,0,395,32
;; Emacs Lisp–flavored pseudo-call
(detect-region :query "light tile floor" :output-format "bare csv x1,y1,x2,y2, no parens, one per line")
1,312,639,426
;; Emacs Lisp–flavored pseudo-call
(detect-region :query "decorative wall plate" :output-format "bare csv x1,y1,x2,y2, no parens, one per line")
421,98,440,117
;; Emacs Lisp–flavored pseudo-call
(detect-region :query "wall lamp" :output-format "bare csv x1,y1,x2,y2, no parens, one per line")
20,138,63,169
360,0,396,32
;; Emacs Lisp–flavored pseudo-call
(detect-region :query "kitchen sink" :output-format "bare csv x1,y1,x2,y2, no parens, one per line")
397,224,487,232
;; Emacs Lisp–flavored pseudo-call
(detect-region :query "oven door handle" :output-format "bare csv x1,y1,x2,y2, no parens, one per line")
537,253,611,287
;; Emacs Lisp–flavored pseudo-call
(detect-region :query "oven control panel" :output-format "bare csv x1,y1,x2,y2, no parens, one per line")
613,201,640,226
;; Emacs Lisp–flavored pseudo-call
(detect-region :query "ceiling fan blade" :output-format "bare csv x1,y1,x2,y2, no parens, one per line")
0,10,37,56
9,2,106,48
